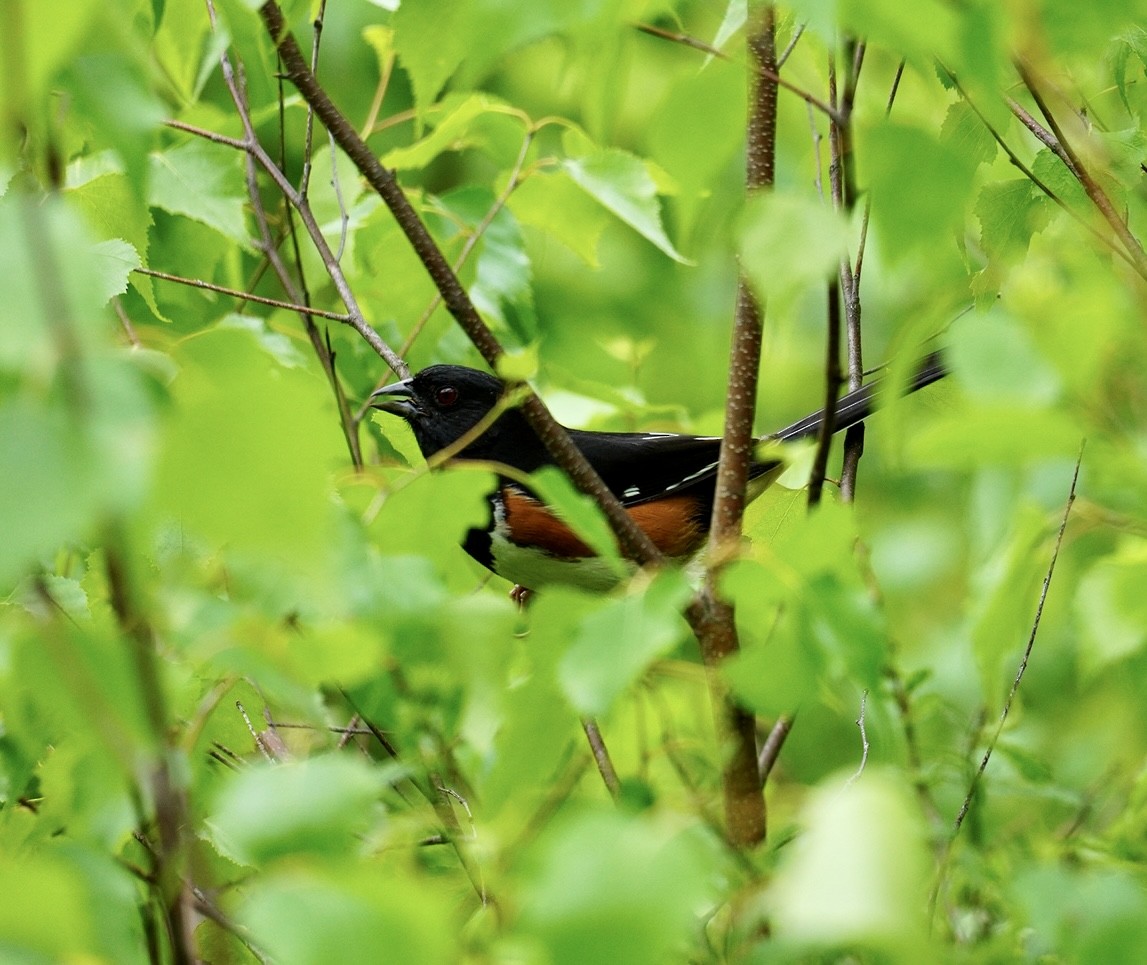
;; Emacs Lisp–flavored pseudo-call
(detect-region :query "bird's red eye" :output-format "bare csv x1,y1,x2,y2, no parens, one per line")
435,385,459,407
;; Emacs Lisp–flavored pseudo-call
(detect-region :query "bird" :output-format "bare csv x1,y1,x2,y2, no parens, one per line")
370,354,946,592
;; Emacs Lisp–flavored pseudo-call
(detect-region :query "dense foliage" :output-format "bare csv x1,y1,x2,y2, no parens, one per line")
3,0,1147,961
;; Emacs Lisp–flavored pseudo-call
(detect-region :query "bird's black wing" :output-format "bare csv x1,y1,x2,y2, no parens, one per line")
567,429,773,508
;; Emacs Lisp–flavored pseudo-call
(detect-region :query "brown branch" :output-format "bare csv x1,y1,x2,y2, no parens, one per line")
257,0,663,568
216,41,366,468
582,718,621,799
105,533,195,965
1015,64,1147,279
941,74,1136,272
634,21,728,59
134,267,350,322
1016,62,1147,279
685,3,778,850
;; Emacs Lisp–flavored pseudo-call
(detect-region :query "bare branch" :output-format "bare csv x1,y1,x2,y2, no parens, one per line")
582,718,621,799
134,267,350,322
952,443,1084,835
1016,62,1147,279
758,714,794,784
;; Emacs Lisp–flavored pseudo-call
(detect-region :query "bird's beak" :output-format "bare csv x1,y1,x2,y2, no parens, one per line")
370,379,422,419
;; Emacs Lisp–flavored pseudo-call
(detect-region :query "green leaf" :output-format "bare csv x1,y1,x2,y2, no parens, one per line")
151,327,342,569
392,0,480,114
858,119,977,259
526,466,626,577
149,140,250,246
976,179,1051,259
206,755,384,866
383,93,517,170
1075,538,1147,675
558,570,690,716
939,100,998,167
968,505,1048,704
239,867,454,965
65,50,165,194
562,137,688,263
905,406,1082,468
0,0,101,113
507,169,608,267
739,191,851,309
770,771,930,947
647,58,744,239
516,810,720,965
0,403,100,587
441,186,537,339
66,171,164,320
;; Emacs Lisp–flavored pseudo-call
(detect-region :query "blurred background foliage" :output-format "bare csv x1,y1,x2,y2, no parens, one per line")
3,0,1147,960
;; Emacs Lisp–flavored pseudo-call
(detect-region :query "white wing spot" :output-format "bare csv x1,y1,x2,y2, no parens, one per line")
623,485,641,499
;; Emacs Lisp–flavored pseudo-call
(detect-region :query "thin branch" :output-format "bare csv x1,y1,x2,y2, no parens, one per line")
758,714,793,784
1016,62,1147,279
1006,97,1080,175
257,0,663,569
941,70,1139,272
134,268,350,322
833,38,865,502
634,21,727,59
105,534,195,965
952,443,1084,835
777,23,805,68
843,689,869,787
582,718,621,799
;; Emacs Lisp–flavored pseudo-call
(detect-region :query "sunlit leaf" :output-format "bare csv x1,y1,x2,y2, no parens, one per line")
562,136,688,263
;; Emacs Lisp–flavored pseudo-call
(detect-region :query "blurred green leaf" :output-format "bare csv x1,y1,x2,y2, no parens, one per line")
859,120,977,259
770,770,930,948
151,327,341,569
239,866,454,965
559,570,690,716
526,466,625,576
1076,538,1147,675
740,190,851,310
206,755,384,866
514,810,720,965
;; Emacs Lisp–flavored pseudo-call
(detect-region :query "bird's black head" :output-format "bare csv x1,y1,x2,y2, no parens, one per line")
370,364,511,460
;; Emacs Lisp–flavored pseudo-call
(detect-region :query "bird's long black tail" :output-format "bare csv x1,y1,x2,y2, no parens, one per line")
772,351,947,443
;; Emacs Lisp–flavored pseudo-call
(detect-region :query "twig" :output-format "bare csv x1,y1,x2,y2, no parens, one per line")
758,714,793,784
133,267,351,322
634,22,727,59
843,689,869,787
1016,62,1147,279
582,718,621,799
939,67,1137,274
777,23,805,68
952,443,1084,834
